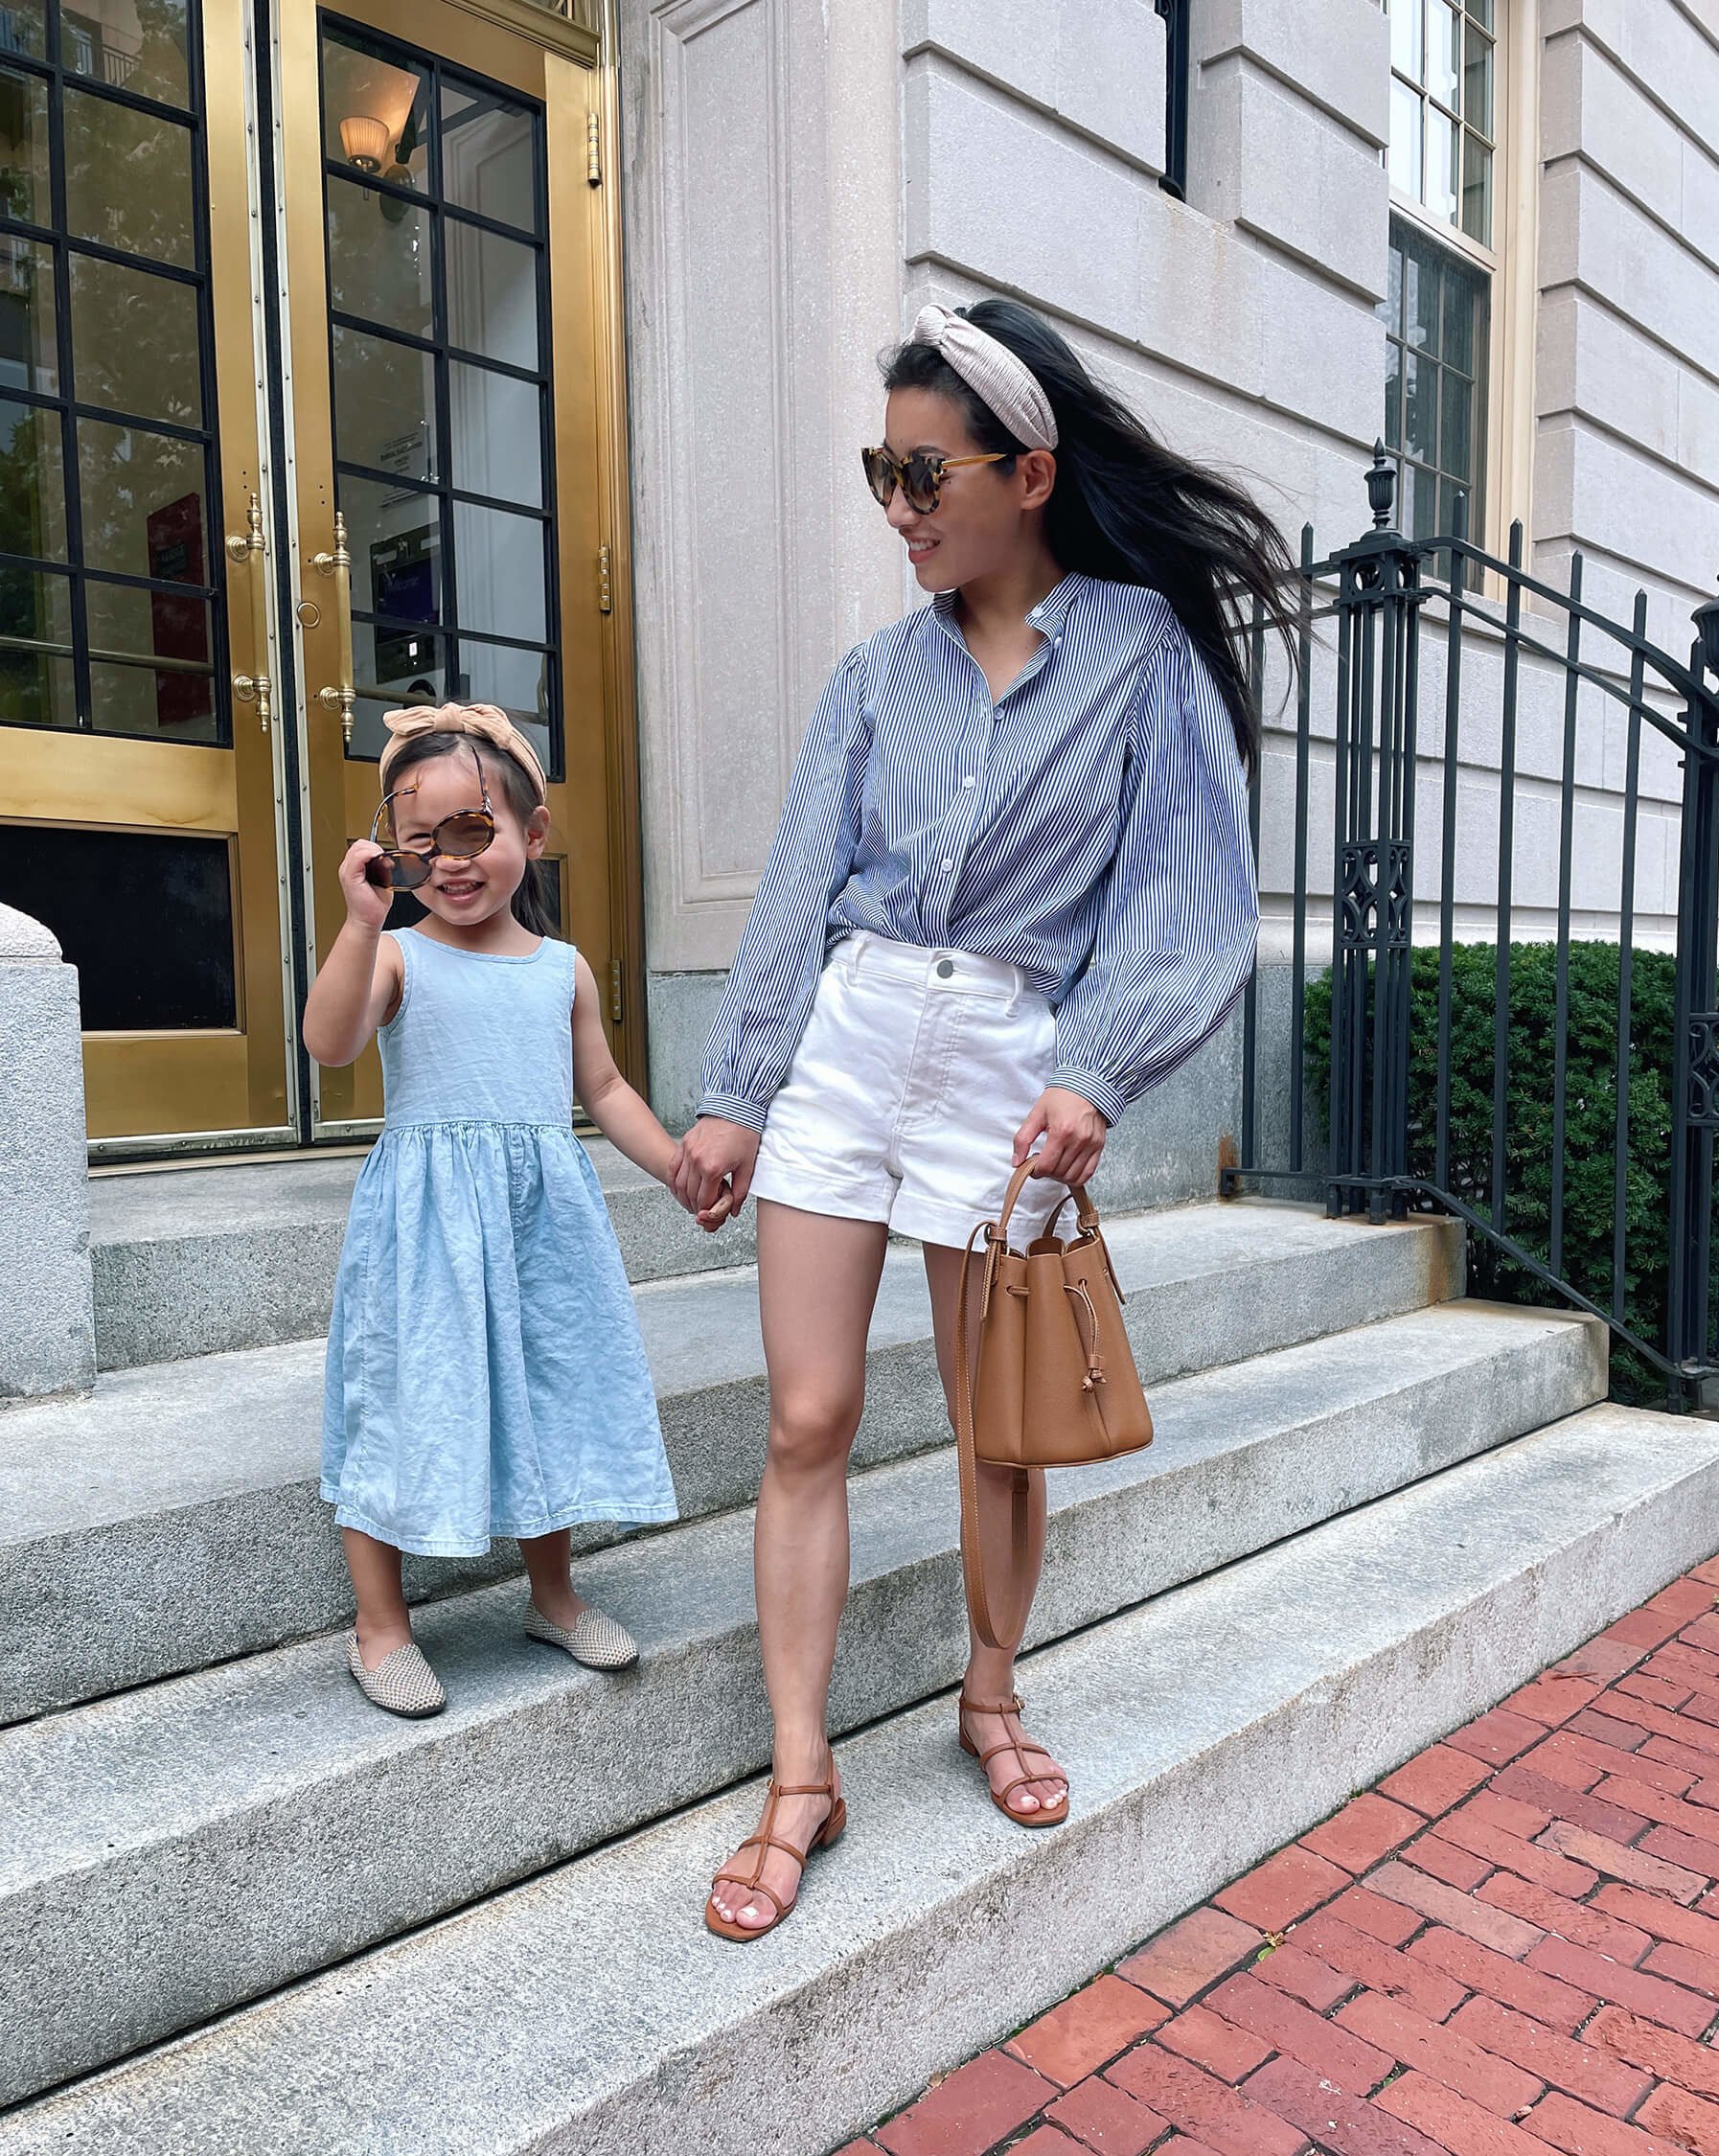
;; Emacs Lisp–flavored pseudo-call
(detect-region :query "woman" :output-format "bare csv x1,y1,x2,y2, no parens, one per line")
674,298,1295,1939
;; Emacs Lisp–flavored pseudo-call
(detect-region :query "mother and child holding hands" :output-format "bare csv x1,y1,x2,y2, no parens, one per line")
306,298,1291,1936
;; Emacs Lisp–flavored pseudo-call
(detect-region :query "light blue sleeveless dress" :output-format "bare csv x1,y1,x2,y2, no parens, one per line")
320,929,677,1557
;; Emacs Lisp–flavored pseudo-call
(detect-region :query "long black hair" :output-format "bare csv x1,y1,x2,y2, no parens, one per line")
379,730,561,939
883,298,1297,772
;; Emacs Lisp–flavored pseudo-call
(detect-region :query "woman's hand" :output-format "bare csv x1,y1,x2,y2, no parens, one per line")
337,838,395,934
1013,1086,1108,1189
672,1115,761,1219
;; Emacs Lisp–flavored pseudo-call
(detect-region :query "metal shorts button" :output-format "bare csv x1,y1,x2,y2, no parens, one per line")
936,958,954,978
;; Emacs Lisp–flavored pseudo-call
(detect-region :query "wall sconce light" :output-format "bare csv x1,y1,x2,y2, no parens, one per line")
339,116,392,174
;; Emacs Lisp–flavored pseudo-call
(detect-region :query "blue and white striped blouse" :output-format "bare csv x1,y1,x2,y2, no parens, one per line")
698,571,1258,1131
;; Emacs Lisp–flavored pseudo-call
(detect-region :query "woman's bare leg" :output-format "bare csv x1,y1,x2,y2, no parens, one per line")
922,1240,1067,1816
707,1200,889,1930
343,1527,412,1667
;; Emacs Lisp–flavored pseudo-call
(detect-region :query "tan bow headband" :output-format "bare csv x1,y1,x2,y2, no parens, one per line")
908,304,1058,451
378,702,548,804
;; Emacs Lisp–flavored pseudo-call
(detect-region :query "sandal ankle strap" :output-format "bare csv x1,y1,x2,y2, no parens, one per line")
959,1692,1024,1717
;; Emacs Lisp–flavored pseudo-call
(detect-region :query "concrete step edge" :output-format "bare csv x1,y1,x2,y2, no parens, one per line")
0,1298,1602,2102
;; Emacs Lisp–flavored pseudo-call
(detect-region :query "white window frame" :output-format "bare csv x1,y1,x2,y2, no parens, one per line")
1384,0,1540,564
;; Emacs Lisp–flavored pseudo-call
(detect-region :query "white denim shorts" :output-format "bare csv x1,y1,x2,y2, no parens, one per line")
748,931,1065,1247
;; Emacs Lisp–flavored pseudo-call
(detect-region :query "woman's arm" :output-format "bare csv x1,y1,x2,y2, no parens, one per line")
301,842,405,1067
695,648,871,1132
1050,623,1260,1127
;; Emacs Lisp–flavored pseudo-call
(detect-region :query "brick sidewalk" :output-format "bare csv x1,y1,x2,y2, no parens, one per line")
836,1557,1719,2156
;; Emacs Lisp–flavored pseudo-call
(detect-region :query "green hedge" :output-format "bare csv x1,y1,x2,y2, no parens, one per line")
1303,942,1682,1404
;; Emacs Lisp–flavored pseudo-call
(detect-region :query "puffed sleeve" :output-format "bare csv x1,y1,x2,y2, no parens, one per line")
697,647,873,1130
1050,621,1258,1125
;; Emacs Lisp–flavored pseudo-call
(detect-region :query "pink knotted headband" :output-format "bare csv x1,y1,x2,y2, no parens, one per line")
908,304,1059,451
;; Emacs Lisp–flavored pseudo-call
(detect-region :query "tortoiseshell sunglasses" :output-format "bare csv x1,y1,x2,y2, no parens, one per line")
364,745,496,890
861,445,1008,516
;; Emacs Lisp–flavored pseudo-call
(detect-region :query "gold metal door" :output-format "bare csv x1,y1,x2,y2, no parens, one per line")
0,0,292,1148
279,0,637,1134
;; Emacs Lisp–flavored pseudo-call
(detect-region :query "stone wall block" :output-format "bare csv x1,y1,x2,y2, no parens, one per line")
0,904,95,1403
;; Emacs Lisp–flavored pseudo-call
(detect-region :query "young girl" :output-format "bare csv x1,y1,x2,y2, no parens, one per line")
305,702,713,1717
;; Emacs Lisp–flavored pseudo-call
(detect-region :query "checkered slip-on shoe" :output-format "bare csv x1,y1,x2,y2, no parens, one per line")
523,1599,639,1670
345,1632,447,1717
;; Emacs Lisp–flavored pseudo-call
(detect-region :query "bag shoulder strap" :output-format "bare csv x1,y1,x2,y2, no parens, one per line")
953,1215,1034,1654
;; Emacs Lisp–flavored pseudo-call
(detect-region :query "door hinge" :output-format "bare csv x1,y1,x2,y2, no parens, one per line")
609,956,625,1023
597,540,612,614
586,109,602,186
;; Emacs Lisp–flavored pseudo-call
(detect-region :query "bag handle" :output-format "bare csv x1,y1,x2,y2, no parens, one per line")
994,1157,1099,1247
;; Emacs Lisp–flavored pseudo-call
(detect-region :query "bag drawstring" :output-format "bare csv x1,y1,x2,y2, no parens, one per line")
1064,1281,1106,1389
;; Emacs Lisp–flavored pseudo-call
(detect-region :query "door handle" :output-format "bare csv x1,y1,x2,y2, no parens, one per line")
225,491,270,735
312,510,355,748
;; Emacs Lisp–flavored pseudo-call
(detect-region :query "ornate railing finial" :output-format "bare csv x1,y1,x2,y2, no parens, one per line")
1366,441,1396,530
1695,574,1719,680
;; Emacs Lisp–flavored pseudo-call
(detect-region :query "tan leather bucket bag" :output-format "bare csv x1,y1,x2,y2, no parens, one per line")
954,1158,1153,1650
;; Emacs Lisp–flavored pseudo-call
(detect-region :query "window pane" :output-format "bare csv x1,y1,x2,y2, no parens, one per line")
326,173,433,341
86,573,211,667
448,360,540,506
0,562,73,726
90,654,215,738
452,499,546,644
0,394,65,558
0,63,50,222
69,253,202,424
457,635,550,769
0,235,57,393
1466,0,1493,30
1441,370,1472,484
76,418,205,579
1390,0,1425,82
441,84,536,232
1427,107,1457,224
62,0,190,109
1429,0,1459,108
1410,463,1436,540
1385,340,1403,452
64,87,195,265
345,628,447,760
1403,352,1433,462
1464,23,1495,139
333,323,436,482
1379,241,1404,334
1461,134,1493,246
321,26,429,189
446,219,539,372
344,473,441,623
1405,241,1439,349
1443,264,1477,374
0,826,236,1028
1388,78,1422,197
0,7,45,58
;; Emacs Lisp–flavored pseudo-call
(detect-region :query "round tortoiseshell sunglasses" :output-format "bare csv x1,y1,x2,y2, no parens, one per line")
364,744,496,890
861,445,1008,516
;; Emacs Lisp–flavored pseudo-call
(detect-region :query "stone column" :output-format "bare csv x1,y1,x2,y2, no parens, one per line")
0,903,95,1402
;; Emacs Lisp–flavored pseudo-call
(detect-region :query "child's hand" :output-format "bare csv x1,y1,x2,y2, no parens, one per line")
696,1183,735,1233
338,839,395,932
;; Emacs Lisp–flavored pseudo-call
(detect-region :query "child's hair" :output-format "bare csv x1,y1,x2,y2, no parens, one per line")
882,297,1299,775
380,728,561,938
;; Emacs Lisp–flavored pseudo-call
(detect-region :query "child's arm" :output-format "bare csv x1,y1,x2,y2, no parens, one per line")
301,841,405,1068
572,952,728,1225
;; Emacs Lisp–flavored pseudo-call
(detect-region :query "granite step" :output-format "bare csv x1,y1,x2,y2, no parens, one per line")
0,1201,1460,1724
87,1139,758,1370
4,1393,1708,2151
0,1297,1600,2104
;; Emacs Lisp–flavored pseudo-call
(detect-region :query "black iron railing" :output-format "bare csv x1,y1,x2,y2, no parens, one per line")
1155,0,1191,201
1223,447,1719,1406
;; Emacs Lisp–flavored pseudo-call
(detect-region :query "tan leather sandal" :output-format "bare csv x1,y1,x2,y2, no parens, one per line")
958,1692,1070,1827
703,1776,847,1941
